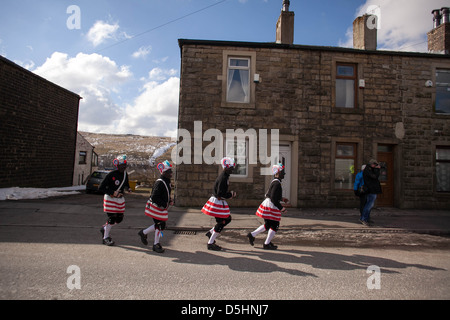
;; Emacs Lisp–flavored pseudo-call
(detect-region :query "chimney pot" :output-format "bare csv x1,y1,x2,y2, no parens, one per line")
432,9,442,28
441,7,450,24
282,0,290,12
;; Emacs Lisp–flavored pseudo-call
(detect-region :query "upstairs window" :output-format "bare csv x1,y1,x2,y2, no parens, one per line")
79,151,87,164
435,69,450,114
336,63,357,108
227,57,250,103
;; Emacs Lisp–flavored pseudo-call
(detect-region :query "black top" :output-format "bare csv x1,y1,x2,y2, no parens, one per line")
363,165,382,194
150,175,172,208
266,179,283,210
99,170,129,196
213,171,232,200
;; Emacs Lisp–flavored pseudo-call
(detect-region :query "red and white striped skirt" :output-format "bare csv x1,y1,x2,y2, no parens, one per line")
103,194,125,214
256,198,281,221
201,196,230,219
145,200,168,221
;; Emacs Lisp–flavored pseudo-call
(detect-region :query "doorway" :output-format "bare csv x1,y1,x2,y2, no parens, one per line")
377,145,394,207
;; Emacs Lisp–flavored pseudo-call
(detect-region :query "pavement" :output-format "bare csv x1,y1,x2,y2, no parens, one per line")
167,201,450,248
1,191,449,248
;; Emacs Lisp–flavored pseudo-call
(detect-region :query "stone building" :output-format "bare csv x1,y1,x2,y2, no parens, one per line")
73,132,98,186
174,5,450,209
0,56,81,188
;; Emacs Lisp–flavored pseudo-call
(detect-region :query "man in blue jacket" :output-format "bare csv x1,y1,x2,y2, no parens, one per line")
354,165,366,219
361,159,382,226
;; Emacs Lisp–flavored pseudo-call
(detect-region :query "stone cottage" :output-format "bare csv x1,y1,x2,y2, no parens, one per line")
174,4,450,210
73,132,98,186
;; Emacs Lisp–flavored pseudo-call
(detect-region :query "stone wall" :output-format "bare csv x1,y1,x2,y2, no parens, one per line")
175,40,450,209
0,56,80,188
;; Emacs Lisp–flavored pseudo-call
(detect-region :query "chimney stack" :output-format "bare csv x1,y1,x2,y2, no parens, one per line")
276,0,294,44
427,7,450,54
353,14,377,50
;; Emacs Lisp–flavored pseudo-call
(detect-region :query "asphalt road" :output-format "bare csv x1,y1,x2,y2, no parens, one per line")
0,192,449,305
0,223,449,300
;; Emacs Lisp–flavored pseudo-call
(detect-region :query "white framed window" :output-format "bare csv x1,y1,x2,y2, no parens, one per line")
336,63,357,108
225,139,248,177
227,57,250,103
334,142,357,190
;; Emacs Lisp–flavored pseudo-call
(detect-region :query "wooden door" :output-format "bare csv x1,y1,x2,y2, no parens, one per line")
376,148,394,207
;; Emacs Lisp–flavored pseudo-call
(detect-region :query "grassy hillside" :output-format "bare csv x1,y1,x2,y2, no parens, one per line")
80,132,176,186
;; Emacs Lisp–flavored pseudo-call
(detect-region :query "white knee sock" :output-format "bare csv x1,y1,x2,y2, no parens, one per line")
208,230,220,244
154,229,161,245
251,225,266,237
264,228,276,245
103,224,112,239
143,224,155,235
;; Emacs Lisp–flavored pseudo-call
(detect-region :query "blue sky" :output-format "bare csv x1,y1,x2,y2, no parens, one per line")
1,0,448,137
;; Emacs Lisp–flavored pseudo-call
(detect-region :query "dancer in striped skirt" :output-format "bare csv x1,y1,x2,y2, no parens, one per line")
99,155,131,246
247,163,289,250
138,160,173,253
202,157,237,251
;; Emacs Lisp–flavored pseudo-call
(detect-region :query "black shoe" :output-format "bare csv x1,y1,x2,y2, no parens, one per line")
263,242,278,250
138,229,148,246
102,237,115,246
207,243,222,251
247,233,255,246
153,243,165,253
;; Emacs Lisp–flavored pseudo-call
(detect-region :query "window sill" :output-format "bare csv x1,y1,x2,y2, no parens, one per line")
221,101,255,109
434,192,450,198
332,107,364,114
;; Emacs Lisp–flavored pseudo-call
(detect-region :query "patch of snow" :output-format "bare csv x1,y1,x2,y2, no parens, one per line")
0,186,85,201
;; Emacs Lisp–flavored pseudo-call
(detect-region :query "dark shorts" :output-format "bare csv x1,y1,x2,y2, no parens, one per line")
153,218,166,230
106,212,124,225
264,219,280,232
214,216,232,233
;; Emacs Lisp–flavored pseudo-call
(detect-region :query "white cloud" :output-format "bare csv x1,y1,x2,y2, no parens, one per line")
132,46,152,59
33,51,132,129
148,67,178,81
339,0,450,52
14,59,35,70
118,76,180,137
32,52,179,137
86,20,131,47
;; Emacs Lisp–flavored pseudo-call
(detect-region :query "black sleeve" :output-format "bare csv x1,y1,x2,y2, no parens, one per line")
98,171,115,196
